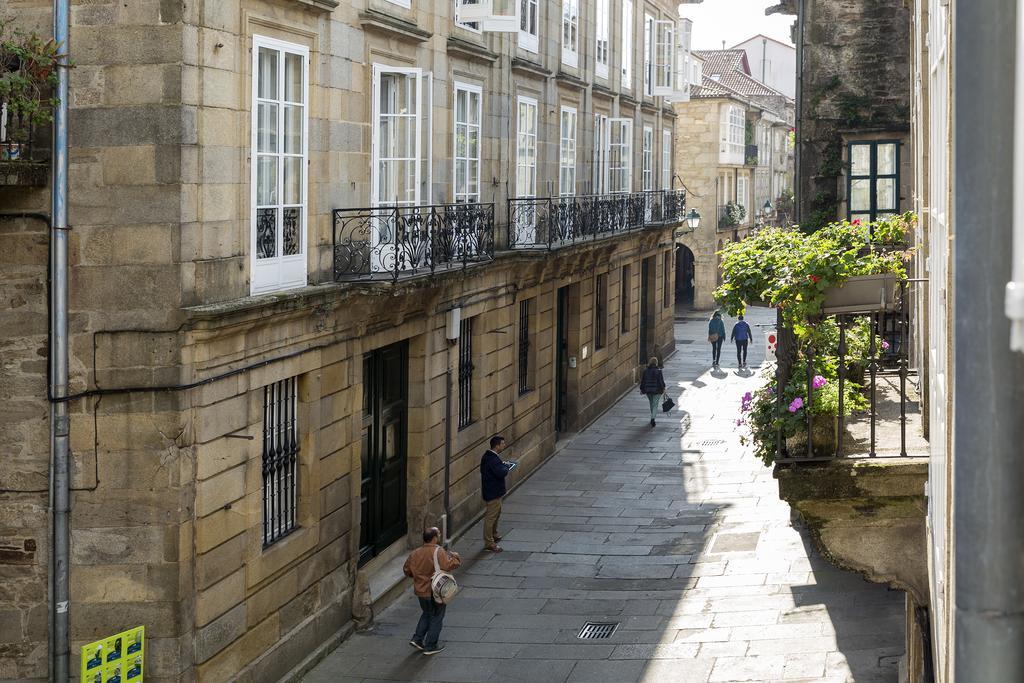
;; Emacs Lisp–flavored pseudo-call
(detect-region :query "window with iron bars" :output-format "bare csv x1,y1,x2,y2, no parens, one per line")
620,265,631,333
458,317,474,428
518,299,533,395
262,377,299,547
595,273,608,349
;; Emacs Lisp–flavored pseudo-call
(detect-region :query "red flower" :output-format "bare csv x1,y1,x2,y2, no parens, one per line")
809,274,820,284
851,219,861,225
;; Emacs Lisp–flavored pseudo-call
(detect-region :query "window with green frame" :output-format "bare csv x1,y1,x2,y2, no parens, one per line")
847,140,900,223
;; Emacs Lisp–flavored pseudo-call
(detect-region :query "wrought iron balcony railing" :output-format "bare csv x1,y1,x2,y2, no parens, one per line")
507,189,686,250
332,202,495,281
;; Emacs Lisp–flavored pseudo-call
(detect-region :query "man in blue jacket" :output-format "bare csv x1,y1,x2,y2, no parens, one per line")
480,435,510,552
730,314,754,369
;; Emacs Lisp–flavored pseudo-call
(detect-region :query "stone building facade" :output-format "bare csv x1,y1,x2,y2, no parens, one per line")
671,49,793,310
0,0,690,680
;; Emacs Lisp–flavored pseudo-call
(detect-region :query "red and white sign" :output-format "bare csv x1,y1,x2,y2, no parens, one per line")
765,329,778,359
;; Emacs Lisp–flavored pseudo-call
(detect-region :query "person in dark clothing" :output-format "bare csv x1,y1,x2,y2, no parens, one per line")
639,357,667,427
731,314,754,369
708,312,726,367
480,435,510,552
403,526,461,655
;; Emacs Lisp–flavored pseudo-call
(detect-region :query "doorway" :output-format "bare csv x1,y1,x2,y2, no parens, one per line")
675,244,695,307
639,257,655,365
555,286,570,433
359,341,408,565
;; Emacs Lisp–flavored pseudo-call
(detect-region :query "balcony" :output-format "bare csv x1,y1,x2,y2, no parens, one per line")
332,202,495,281
507,189,686,250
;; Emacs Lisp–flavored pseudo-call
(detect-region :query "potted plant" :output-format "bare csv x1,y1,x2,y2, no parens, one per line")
720,201,745,228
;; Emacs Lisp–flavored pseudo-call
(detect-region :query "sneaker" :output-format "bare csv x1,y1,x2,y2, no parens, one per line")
409,640,423,650
422,645,446,656
650,418,656,427
485,545,503,553
494,535,502,542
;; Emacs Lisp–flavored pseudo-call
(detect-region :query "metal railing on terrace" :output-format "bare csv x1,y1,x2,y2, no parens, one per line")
507,189,686,250
332,202,495,281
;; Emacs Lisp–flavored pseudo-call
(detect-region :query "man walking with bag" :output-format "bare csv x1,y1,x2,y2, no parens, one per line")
403,527,461,655
480,435,511,553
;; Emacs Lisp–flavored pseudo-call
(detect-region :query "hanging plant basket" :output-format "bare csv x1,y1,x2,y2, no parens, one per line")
821,273,900,314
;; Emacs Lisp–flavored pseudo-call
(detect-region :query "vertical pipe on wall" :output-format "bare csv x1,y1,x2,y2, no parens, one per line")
50,0,71,680
444,367,452,542
955,0,1024,679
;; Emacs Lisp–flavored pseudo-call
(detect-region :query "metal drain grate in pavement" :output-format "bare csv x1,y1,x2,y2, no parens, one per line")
698,439,726,447
578,622,619,639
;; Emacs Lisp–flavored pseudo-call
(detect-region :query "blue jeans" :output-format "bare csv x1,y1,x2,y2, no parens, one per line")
413,596,446,649
736,340,748,366
647,393,662,420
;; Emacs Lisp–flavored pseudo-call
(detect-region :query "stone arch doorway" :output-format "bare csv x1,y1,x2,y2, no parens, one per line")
675,243,696,308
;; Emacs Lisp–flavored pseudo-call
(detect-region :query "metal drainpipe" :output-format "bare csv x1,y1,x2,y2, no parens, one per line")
444,366,452,543
794,0,804,223
954,0,1024,679
51,0,71,680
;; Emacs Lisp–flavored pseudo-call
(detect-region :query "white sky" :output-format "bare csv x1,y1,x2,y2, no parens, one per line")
679,0,796,50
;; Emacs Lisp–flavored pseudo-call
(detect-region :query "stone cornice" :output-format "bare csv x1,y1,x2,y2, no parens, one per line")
510,57,552,79
358,9,432,44
295,0,339,11
446,36,499,64
555,70,587,90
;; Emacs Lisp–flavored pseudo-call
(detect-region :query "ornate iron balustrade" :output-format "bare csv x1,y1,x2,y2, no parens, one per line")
507,189,686,250
332,202,495,281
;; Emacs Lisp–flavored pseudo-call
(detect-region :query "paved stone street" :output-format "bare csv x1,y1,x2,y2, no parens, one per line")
304,307,904,683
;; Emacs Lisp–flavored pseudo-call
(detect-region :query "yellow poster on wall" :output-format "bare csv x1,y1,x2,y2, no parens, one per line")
80,626,144,683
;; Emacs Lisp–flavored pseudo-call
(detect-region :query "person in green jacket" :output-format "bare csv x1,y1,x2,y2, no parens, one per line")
708,312,726,368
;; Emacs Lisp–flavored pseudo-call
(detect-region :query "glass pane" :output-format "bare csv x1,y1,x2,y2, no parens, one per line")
257,155,277,205
284,52,303,103
282,207,301,255
850,179,871,211
284,105,302,154
468,129,478,159
877,143,897,175
256,208,277,259
876,178,897,210
380,73,417,116
257,102,278,153
468,161,479,194
456,160,466,194
283,156,302,204
850,144,871,176
258,48,278,100
457,91,467,123
469,92,480,125
380,115,415,159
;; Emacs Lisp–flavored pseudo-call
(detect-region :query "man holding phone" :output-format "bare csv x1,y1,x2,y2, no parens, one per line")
480,435,512,552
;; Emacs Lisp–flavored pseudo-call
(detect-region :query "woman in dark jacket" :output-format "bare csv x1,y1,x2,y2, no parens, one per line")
640,357,667,427
708,311,726,368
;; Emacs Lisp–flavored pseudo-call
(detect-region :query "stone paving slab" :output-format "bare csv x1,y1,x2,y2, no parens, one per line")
304,308,903,682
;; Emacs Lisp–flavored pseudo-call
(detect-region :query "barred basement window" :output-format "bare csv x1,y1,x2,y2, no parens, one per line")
458,317,474,428
518,299,533,395
262,377,299,547
595,273,608,349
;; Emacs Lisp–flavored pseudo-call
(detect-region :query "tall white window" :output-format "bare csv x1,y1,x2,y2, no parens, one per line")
251,36,308,295
719,104,745,165
516,96,538,198
662,129,672,189
454,0,480,31
609,118,633,193
559,106,578,196
643,14,654,96
453,83,482,203
372,66,429,208
561,0,579,68
519,0,539,52
593,113,609,194
736,175,749,216
641,126,654,191
595,0,610,79
653,20,675,96
621,0,634,90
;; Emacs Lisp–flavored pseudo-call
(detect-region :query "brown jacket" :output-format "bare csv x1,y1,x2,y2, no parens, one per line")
403,543,461,598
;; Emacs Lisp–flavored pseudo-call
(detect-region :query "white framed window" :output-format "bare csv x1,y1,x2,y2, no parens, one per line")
643,13,654,96
251,35,309,295
662,129,672,189
595,0,610,79
453,82,482,203
670,18,693,102
519,0,539,52
641,126,654,192
454,0,480,31
456,0,519,32
559,106,578,196
516,96,538,199
385,0,411,7
609,118,633,193
561,0,579,68
262,376,299,547
652,20,675,96
691,60,701,85
621,1,634,90
719,104,745,165
736,175,748,216
593,113,609,195
372,65,431,208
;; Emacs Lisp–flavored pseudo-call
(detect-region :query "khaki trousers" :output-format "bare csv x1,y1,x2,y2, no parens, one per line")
483,497,502,546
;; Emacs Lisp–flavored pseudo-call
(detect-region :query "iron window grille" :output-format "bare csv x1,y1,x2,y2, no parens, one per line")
595,274,608,349
458,317,474,429
518,299,532,395
620,265,631,333
262,377,299,547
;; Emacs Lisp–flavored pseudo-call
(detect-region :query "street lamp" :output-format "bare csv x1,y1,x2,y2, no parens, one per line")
762,199,774,220
686,208,701,231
